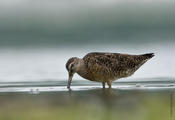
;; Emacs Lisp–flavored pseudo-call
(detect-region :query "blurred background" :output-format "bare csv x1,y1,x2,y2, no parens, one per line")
0,1,175,120
0,0,175,82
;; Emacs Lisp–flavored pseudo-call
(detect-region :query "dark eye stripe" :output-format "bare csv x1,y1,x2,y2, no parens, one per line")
71,64,74,69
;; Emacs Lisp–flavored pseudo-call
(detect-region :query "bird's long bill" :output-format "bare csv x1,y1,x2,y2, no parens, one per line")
67,73,73,89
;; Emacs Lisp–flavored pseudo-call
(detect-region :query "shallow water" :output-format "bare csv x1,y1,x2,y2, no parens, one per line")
0,78,175,93
0,78,174,120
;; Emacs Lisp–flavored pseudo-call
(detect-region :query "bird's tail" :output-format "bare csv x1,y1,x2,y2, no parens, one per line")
141,53,155,59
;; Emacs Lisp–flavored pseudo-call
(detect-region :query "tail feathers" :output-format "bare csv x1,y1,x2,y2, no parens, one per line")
141,53,155,59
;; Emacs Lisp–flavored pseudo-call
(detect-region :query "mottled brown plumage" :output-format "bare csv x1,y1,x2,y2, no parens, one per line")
66,52,154,89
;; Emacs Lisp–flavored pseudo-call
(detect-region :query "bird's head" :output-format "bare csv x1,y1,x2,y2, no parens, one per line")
66,57,80,89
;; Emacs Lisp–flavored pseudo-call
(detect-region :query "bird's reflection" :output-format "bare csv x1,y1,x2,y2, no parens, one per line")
68,88,72,97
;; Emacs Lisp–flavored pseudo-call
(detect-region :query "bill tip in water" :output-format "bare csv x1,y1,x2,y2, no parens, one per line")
67,85,70,89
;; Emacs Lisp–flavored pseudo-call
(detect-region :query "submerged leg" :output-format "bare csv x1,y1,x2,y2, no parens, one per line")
107,80,112,88
102,81,106,88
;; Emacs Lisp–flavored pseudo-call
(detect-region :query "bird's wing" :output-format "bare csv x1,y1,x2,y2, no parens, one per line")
83,52,116,77
83,52,145,74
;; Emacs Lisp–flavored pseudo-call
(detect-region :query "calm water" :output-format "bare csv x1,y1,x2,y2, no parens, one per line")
0,79,175,120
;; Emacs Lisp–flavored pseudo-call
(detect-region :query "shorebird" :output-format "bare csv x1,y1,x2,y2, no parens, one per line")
66,52,154,89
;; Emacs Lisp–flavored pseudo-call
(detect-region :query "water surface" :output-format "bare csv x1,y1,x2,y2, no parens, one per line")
0,78,175,120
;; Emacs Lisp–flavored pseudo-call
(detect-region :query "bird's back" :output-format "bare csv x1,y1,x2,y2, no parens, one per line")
83,52,154,81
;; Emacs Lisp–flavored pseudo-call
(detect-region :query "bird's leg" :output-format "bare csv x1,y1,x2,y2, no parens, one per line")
107,80,112,88
102,81,106,88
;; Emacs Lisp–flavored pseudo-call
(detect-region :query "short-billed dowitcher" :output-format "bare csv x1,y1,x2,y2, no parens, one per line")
66,52,154,89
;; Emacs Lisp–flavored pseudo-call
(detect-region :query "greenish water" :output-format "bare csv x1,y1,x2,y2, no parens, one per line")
0,80,175,120
0,79,175,120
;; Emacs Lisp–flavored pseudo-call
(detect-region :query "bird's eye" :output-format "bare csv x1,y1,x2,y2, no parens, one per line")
71,64,74,69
